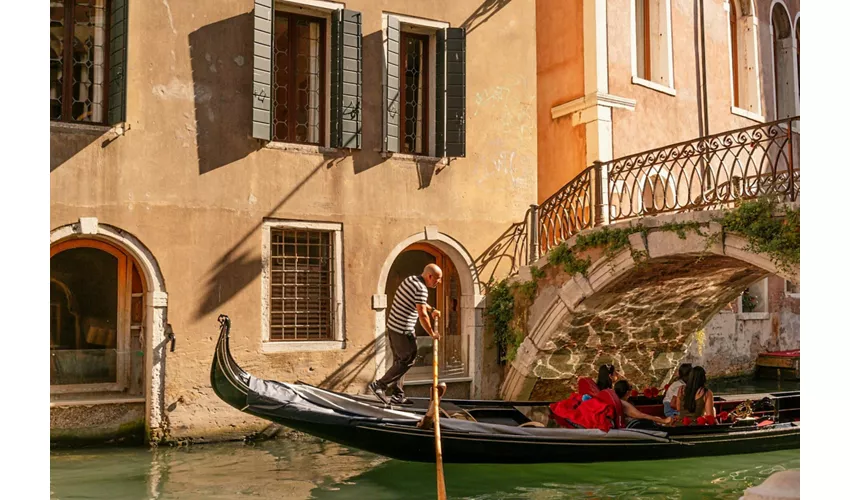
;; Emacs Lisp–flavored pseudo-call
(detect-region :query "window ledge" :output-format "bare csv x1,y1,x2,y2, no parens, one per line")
404,376,472,386
262,340,345,353
50,121,128,137
50,397,146,408
731,106,765,123
737,312,770,320
784,292,800,299
381,151,447,164
265,141,342,156
631,77,677,96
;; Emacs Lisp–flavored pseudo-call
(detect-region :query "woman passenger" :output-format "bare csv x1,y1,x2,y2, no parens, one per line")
596,363,618,391
672,366,716,420
614,380,673,426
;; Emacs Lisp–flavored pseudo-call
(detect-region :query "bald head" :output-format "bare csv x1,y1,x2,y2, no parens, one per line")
422,263,443,288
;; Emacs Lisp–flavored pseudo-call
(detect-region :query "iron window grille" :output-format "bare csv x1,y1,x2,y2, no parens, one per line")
401,32,429,155
273,12,326,145
269,228,335,341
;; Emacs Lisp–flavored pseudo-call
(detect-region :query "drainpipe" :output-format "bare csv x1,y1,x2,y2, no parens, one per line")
699,0,710,136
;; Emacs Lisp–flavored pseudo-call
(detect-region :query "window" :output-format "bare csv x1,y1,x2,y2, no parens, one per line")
383,14,466,158
631,0,674,92
50,0,127,125
785,280,799,296
727,1,763,118
252,1,362,149
50,239,145,396
771,3,797,119
401,32,429,155
794,18,799,95
262,220,344,350
273,12,325,144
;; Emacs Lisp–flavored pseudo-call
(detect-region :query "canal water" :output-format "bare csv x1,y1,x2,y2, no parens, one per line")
51,380,799,499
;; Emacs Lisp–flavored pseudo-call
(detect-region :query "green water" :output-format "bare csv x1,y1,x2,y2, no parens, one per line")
51,438,799,499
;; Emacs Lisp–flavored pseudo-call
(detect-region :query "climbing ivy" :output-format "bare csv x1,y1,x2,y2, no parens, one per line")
716,197,800,274
484,266,544,363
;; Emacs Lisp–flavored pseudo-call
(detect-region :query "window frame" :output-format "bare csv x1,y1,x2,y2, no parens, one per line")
261,219,345,353
630,0,676,95
271,10,327,145
269,1,341,148
382,13,448,159
50,239,133,394
51,0,112,125
400,31,431,155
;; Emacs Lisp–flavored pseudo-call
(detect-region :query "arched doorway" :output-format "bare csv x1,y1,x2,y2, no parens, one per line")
50,239,146,397
384,243,466,382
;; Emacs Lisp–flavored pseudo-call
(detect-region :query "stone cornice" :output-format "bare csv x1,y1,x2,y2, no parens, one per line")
550,92,637,123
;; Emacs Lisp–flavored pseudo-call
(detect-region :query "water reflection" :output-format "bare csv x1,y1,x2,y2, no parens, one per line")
51,437,799,500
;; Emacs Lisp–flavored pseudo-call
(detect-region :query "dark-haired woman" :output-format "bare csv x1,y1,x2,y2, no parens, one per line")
613,380,673,427
672,366,716,420
596,363,618,391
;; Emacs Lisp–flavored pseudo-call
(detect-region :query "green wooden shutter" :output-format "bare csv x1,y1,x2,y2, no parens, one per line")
436,31,446,158
331,9,362,149
252,0,274,141
107,0,128,125
385,15,401,153
445,27,466,158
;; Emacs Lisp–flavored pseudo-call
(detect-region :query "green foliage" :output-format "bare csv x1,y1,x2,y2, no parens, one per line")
716,198,800,274
659,221,707,239
549,225,646,276
484,266,546,363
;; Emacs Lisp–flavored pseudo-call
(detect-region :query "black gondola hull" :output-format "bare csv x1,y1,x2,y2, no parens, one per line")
210,316,800,464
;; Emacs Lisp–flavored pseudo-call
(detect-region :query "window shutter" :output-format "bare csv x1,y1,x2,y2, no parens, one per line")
252,0,274,141
385,15,401,153
445,27,466,158
107,0,128,125
435,30,445,158
331,9,362,149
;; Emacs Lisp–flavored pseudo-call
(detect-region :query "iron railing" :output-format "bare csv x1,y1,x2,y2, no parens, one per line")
474,116,800,284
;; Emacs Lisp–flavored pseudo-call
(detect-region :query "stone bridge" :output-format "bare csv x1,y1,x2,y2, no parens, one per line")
498,209,799,401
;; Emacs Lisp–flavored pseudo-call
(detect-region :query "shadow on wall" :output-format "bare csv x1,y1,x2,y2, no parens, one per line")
352,31,390,175
50,129,108,171
461,0,514,34
195,157,344,320
319,334,386,391
189,12,261,175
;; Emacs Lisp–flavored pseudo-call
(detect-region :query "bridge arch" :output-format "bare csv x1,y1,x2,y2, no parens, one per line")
501,210,798,401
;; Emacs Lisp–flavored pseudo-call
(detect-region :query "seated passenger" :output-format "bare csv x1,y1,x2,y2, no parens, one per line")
614,380,673,427
596,363,618,391
672,366,716,421
663,363,692,418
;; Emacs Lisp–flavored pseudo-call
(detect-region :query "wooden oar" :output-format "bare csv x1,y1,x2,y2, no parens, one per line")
417,312,447,500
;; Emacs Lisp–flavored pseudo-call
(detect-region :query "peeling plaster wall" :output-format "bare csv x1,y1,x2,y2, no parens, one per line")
50,0,538,441
683,275,800,378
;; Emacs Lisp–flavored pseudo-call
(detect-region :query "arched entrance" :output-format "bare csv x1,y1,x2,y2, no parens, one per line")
51,239,146,394
51,218,168,440
385,243,466,383
373,228,485,397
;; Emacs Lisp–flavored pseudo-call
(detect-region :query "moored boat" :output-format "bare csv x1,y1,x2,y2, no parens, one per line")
211,315,800,464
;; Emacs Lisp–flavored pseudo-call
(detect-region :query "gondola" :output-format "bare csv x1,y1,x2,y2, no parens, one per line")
211,315,800,464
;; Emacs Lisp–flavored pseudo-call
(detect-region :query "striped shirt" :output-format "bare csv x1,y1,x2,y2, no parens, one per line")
387,275,429,335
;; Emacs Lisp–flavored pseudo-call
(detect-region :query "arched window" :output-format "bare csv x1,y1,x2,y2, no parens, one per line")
727,1,762,117
771,3,797,119
50,239,146,395
632,0,674,91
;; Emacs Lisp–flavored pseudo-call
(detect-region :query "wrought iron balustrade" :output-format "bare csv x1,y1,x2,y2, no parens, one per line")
473,116,800,285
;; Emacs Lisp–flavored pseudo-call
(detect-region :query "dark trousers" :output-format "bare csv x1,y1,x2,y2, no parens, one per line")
376,329,418,394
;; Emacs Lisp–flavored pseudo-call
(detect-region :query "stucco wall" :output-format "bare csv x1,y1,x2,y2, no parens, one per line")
682,276,800,378
50,0,537,441
535,0,585,203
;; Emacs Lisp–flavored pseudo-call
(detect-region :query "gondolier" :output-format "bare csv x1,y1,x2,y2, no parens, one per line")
369,263,443,405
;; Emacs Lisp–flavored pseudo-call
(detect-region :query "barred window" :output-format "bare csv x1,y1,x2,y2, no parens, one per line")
51,0,110,123
269,228,335,341
273,12,325,145
401,32,429,155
